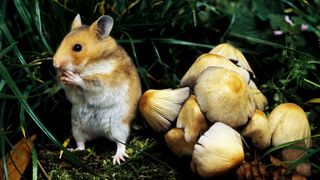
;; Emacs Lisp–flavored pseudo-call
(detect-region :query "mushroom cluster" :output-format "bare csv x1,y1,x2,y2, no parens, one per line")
139,43,312,178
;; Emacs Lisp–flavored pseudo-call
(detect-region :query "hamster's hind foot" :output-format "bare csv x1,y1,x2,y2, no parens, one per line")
112,142,129,165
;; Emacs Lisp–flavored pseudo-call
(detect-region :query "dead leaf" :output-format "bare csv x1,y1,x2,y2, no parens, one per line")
0,135,36,180
236,163,246,180
270,155,286,167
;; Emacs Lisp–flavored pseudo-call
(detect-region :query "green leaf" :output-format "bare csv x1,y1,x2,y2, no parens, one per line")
252,0,283,21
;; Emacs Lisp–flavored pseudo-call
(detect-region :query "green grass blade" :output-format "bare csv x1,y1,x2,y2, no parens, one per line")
119,38,214,49
150,40,169,69
311,162,320,172
0,23,31,75
0,0,8,23
34,0,53,53
0,80,5,92
304,78,320,88
13,0,32,32
220,12,236,42
0,42,16,57
31,147,38,180
120,31,139,67
0,137,9,180
152,38,214,49
261,134,320,159
0,101,9,180
229,32,320,61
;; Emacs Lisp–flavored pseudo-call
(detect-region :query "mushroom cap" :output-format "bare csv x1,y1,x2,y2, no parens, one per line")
191,122,244,177
194,67,255,128
249,87,268,111
241,110,271,150
268,103,312,147
164,128,194,157
209,43,255,78
176,95,209,144
268,103,312,177
180,53,250,88
139,87,190,132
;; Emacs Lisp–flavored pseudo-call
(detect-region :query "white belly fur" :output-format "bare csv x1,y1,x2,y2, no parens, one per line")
66,82,129,142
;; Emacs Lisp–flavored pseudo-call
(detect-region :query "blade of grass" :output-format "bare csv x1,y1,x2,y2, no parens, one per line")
150,39,169,69
52,0,77,13
220,12,236,42
311,162,320,172
34,0,52,52
152,38,214,49
229,32,320,61
118,38,215,49
13,0,32,32
0,80,5,92
0,100,9,180
0,23,31,75
31,147,38,180
261,134,320,159
120,31,139,67
188,0,197,27
0,0,8,24
304,78,320,88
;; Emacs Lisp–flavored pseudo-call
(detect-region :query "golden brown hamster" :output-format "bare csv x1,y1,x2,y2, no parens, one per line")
53,14,141,165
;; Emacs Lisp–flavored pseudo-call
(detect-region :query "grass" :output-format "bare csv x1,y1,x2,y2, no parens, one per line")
0,0,320,179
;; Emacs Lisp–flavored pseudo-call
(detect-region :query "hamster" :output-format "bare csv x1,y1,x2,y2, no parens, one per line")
53,14,142,165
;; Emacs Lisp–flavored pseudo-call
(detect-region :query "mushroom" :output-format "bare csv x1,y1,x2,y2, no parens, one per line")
210,43,268,110
241,110,271,150
194,67,255,128
191,122,244,178
164,128,194,157
139,87,190,132
268,103,312,176
180,53,250,88
249,86,268,111
268,103,312,147
209,43,255,78
176,95,209,144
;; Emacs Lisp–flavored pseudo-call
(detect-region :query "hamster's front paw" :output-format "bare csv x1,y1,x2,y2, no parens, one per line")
61,71,85,87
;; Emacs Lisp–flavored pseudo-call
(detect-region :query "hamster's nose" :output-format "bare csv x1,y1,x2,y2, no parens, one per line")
53,58,67,69
53,60,60,68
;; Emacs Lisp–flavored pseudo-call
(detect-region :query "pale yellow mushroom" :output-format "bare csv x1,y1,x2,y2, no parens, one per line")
180,53,250,88
209,43,255,78
139,87,190,132
164,128,194,157
210,43,268,110
241,110,271,150
249,86,268,111
268,103,312,176
194,67,255,128
191,122,244,178
268,103,312,147
176,95,209,144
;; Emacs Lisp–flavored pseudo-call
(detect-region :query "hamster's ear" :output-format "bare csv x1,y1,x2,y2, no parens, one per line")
90,15,114,39
71,14,82,30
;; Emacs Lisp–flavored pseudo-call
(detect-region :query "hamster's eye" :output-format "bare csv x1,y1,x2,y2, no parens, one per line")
72,44,82,52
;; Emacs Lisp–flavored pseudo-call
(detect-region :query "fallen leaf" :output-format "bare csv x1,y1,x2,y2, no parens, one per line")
0,135,36,180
